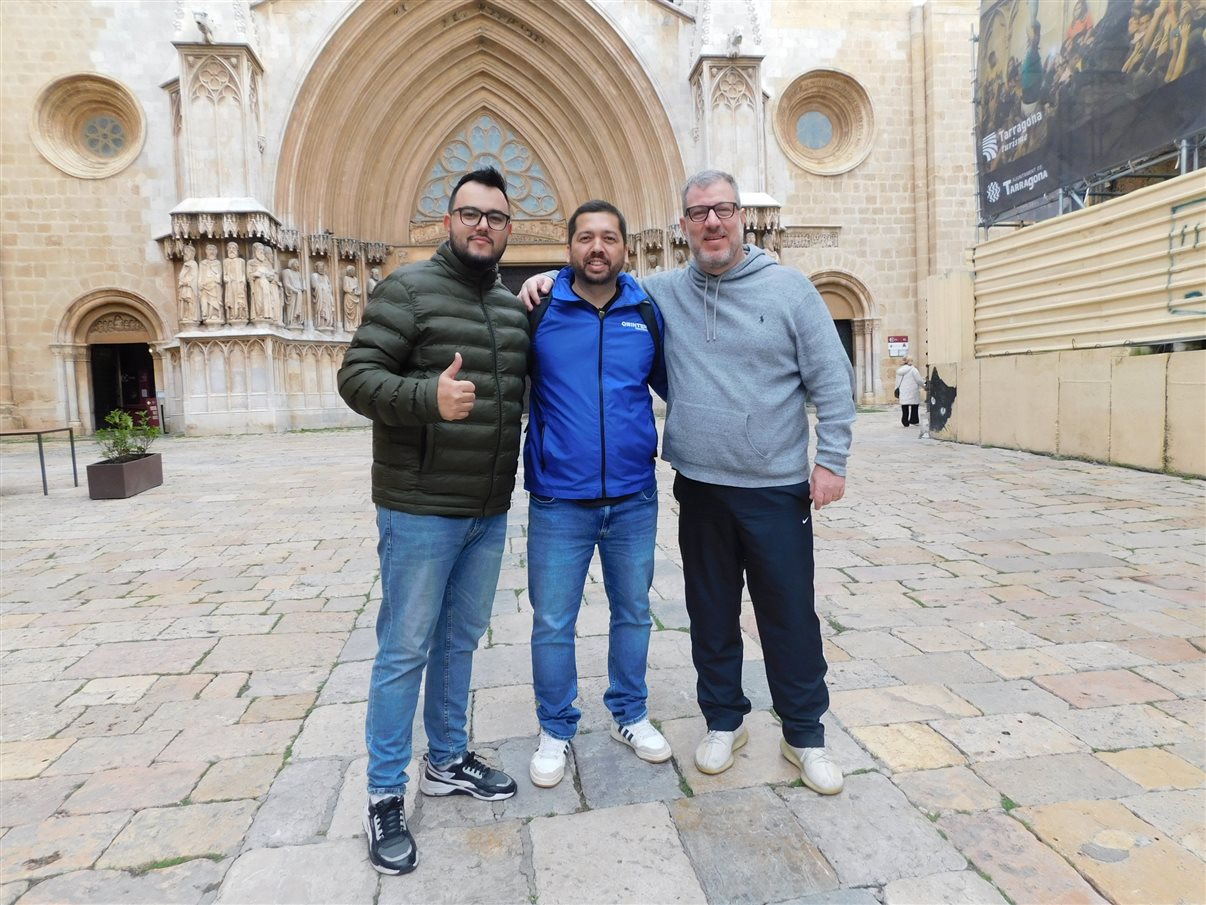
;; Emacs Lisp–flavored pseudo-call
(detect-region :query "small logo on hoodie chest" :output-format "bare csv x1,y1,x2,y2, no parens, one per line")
620,320,649,332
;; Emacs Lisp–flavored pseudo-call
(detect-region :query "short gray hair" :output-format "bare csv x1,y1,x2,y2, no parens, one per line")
681,170,741,210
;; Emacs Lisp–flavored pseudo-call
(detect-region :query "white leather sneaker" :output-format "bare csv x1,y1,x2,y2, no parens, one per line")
529,732,570,788
779,739,844,795
693,724,748,774
610,718,672,763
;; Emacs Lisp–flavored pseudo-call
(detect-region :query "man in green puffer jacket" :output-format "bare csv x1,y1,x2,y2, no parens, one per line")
337,167,529,877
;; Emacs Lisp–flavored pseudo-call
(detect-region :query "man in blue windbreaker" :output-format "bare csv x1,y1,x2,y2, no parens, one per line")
524,199,671,788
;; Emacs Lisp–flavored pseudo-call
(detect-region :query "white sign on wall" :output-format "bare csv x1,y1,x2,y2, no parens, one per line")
888,335,909,357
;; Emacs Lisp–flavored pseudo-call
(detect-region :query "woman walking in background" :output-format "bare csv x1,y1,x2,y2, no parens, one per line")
895,357,925,427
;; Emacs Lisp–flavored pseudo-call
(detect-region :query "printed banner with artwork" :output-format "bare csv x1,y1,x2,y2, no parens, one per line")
976,0,1206,221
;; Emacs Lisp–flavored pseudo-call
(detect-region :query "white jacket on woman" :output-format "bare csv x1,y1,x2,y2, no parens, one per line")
894,364,924,406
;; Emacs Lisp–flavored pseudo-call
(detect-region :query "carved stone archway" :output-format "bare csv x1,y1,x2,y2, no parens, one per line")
54,289,171,433
274,0,685,257
811,269,880,403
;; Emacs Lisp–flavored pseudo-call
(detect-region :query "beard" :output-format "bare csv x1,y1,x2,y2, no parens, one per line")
691,233,742,275
450,231,504,270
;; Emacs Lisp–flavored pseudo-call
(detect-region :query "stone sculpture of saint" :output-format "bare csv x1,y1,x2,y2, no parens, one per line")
312,259,335,330
282,258,306,327
223,241,248,323
367,266,382,297
199,243,225,325
177,244,199,324
645,250,662,274
248,242,281,323
342,265,362,330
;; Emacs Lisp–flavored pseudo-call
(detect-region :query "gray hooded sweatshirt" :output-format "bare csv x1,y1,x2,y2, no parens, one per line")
643,245,854,487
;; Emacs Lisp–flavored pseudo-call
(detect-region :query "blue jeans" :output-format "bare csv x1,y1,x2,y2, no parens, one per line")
527,487,657,740
366,506,506,796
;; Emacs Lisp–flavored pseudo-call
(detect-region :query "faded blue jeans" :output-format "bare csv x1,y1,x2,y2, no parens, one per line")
527,487,658,740
365,506,506,796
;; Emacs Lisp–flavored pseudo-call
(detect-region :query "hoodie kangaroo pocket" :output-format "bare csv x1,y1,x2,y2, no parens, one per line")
666,401,768,472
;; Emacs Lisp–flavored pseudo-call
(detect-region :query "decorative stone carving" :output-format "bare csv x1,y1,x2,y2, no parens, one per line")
282,259,306,328
312,260,335,331
645,251,662,273
89,313,144,335
342,266,362,330
364,242,389,264
199,243,225,325
783,226,841,248
248,242,281,323
194,11,215,43
278,228,300,252
338,237,360,260
674,248,688,269
223,241,248,323
712,65,755,111
178,244,199,325
308,233,332,257
763,229,780,262
191,55,240,105
416,113,560,221
367,267,382,297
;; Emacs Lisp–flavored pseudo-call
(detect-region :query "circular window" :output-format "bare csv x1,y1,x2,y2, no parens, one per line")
796,112,834,150
774,69,875,176
31,73,145,179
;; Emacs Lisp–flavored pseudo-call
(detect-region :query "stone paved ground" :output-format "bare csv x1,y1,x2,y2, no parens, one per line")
1,411,1203,905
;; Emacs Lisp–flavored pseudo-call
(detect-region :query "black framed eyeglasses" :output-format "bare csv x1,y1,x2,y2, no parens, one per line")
452,206,511,230
684,202,740,222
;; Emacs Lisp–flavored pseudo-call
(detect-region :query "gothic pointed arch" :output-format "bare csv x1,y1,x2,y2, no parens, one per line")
274,0,684,242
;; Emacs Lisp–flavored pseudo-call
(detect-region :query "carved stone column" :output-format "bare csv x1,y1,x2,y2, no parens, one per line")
174,42,264,200
689,54,767,192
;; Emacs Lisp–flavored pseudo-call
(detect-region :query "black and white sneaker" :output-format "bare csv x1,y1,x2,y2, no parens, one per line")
418,751,517,801
363,795,416,875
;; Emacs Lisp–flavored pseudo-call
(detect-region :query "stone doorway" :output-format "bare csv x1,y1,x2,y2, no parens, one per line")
89,342,158,429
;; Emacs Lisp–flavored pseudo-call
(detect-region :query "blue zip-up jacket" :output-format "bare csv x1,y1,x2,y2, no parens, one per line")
524,268,667,500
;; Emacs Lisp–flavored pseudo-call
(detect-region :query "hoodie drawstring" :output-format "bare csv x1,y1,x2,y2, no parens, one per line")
703,271,725,342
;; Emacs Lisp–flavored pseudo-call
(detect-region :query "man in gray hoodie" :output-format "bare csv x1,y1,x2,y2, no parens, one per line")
522,169,854,795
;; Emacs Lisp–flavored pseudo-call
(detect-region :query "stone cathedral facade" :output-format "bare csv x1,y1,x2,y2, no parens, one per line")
0,0,978,436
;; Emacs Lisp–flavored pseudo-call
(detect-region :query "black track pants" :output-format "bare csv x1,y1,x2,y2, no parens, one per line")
673,474,828,748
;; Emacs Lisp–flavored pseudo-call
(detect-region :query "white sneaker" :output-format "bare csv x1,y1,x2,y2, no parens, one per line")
693,724,748,774
779,739,844,795
610,718,672,763
529,731,570,788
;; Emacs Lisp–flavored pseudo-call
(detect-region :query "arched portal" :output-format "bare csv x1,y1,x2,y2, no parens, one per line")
275,0,685,258
811,269,880,403
54,289,170,434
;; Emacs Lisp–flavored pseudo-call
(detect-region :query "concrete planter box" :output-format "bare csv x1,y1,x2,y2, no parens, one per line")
86,453,163,500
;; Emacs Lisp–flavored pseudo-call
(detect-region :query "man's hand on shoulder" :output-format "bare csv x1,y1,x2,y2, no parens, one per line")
518,274,554,312
810,464,845,511
437,352,476,420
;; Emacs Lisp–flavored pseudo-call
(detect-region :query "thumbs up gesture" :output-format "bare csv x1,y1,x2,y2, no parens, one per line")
436,353,476,421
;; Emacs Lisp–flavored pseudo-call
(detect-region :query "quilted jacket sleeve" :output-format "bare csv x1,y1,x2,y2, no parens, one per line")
337,278,440,426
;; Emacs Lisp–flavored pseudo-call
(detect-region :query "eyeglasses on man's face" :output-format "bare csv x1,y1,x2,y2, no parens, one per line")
684,202,740,222
452,206,511,230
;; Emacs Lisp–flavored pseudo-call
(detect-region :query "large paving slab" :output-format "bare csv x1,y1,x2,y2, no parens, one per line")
780,772,966,887
670,786,839,904
529,802,707,904
0,414,1202,904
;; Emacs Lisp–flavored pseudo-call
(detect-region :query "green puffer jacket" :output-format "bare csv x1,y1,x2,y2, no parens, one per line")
337,242,529,517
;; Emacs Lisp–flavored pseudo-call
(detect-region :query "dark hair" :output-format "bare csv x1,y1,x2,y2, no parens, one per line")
448,167,509,213
567,199,627,244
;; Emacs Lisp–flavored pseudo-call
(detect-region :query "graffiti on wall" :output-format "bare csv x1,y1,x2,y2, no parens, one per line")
1168,197,1204,316
928,368,957,433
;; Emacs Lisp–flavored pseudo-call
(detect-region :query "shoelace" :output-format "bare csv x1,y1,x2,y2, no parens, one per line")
461,752,488,778
371,796,406,841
